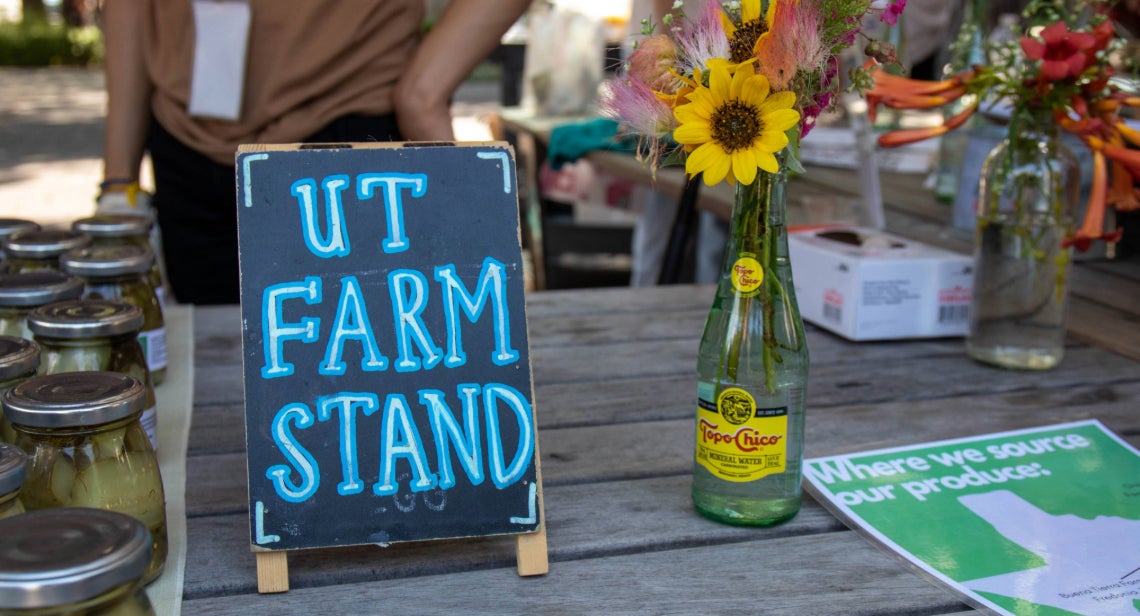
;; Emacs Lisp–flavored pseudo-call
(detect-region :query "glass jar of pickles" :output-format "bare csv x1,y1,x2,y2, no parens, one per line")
0,508,155,614
0,272,84,339
0,442,27,520
3,372,167,585
0,336,40,443
2,230,90,274
26,300,158,449
72,214,166,308
61,246,167,386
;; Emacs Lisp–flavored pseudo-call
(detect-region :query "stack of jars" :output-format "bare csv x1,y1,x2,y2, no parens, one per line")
0,215,170,606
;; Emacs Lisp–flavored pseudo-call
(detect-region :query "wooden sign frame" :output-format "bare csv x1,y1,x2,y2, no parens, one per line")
235,141,548,592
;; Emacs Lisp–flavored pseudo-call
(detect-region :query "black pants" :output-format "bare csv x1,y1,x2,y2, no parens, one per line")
147,115,401,304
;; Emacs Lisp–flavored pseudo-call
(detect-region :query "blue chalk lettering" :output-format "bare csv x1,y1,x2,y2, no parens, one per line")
292,174,351,258
241,153,269,208
509,482,539,525
261,278,321,379
389,269,443,373
254,501,281,544
435,257,519,368
317,393,380,496
476,150,513,194
356,173,427,253
421,385,484,490
483,383,534,489
266,403,320,503
374,394,438,496
320,276,388,375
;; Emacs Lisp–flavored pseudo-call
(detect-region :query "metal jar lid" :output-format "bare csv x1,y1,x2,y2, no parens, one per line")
0,271,84,307
0,219,40,241
2,230,91,259
27,299,144,339
0,443,26,496
61,245,155,277
71,213,152,239
0,336,39,381
2,372,147,429
0,508,150,608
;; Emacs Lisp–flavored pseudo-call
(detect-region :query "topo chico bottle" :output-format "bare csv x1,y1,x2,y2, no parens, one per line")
691,166,809,526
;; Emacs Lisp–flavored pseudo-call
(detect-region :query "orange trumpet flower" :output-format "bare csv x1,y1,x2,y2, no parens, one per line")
1064,148,1113,251
1116,121,1140,149
876,103,977,148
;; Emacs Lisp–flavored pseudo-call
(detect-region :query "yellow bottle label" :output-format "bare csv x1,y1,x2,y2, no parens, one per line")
730,255,764,296
695,387,787,482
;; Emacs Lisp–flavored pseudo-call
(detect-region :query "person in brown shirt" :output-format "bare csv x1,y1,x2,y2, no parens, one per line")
100,0,531,304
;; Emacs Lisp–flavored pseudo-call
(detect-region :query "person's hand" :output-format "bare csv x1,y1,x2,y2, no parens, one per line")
393,74,456,142
96,181,154,218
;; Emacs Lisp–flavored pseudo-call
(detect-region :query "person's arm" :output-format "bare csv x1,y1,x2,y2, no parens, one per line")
393,0,532,141
101,1,152,191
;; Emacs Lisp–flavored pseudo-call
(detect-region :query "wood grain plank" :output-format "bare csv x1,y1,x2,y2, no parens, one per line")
1069,261,1140,315
186,381,1140,517
181,474,844,600
188,341,1138,456
182,532,968,615
1066,296,1140,361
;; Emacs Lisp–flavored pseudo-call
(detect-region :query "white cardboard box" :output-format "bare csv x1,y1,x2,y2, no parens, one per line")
788,226,974,341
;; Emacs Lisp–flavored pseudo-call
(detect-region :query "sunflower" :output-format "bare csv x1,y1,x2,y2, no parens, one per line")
720,0,779,65
673,65,800,186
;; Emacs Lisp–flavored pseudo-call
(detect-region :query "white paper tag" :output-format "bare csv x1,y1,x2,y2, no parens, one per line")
188,0,251,121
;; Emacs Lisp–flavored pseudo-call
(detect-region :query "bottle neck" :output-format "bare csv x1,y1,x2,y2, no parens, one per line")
719,165,792,294
725,168,788,254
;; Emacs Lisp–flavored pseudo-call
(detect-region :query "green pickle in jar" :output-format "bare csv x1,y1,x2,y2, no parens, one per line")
61,245,167,385
0,508,155,614
2,373,167,585
0,442,27,520
1,229,90,274
26,299,158,450
0,272,84,339
0,336,40,444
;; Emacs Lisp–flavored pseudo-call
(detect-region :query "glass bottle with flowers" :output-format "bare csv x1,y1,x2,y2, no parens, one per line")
868,0,1140,370
603,0,904,526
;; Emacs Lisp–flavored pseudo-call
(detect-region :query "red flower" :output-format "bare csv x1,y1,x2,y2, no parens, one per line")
1020,22,1097,81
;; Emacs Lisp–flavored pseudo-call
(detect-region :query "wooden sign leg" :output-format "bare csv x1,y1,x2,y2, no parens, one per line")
515,444,549,576
256,551,290,593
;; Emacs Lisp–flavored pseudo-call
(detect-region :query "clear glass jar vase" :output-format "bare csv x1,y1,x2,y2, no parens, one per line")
4,372,167,585
966,110,1079,370
27,299,159,449
0,441,27,520
692,162,810,526
72,214,167,309
0,507,155,614
61,245,167,385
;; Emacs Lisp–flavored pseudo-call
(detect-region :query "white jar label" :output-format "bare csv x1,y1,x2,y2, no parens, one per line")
138,327,168,373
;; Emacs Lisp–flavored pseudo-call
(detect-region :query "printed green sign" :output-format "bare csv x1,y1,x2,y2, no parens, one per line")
805,420,1140,616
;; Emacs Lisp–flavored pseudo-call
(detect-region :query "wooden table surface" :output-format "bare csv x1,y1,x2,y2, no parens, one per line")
178,248,1140,613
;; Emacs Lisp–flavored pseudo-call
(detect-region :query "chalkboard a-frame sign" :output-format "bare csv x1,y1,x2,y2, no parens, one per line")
236,142,547,592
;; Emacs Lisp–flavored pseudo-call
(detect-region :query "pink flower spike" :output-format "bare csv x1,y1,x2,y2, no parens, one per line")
880,0,906,26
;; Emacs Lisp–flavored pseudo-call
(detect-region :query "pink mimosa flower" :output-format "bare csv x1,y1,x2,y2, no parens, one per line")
880,0,906,26
627,34,678,92
755,0,826,91
674,0,730,77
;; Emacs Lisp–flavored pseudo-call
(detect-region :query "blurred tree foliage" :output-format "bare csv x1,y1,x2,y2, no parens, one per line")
0,6,103,66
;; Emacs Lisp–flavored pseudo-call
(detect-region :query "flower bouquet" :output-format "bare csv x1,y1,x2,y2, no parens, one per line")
868,0,1139,369
603,0,904,526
